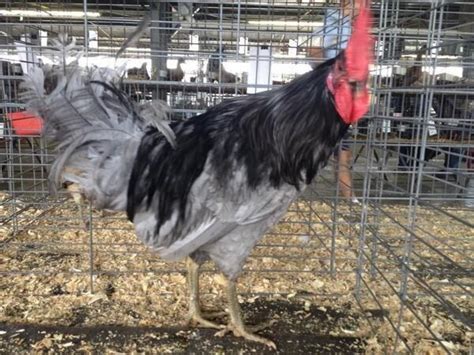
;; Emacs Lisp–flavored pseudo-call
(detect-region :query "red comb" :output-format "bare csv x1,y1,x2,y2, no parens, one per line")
345,0,373,81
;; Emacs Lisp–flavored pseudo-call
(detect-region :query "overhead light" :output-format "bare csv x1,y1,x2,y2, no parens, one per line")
0,9,101,19
248,20,323,27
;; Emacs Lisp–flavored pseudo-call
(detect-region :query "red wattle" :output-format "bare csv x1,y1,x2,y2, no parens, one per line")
330,78,370,124
350,91,370,122
334,81,353,124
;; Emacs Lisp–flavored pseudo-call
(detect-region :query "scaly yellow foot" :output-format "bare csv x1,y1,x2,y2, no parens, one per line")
215,322,276,349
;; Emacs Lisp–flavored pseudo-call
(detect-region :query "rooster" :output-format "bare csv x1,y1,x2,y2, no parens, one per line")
207,47,238,83
21,3,372,349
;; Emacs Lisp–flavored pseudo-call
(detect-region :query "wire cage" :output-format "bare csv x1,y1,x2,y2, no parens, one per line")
0,0,472,353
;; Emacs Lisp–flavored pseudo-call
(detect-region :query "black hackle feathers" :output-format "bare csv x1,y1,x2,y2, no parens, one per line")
127,57,349,233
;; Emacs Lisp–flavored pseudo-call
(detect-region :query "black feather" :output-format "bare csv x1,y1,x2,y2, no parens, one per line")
127,56,349,233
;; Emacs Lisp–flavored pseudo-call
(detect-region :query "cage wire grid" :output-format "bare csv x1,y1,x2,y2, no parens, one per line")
0,0,473,353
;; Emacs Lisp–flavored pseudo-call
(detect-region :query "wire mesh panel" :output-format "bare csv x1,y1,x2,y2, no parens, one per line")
0,0,472,353
355,0,473,352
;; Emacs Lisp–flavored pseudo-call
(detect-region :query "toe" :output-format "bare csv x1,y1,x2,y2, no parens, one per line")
214,327,231,337
216,324,276,349
236,330,276,349
248,320,277,333
186,315,223,330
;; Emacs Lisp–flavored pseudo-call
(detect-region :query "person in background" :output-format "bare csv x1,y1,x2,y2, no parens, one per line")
334,129,360,203
322,0,360,203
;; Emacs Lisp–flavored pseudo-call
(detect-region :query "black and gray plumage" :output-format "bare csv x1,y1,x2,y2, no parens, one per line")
21,7,372,348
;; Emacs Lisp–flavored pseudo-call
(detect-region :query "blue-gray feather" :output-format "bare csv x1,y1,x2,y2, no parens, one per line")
22,35,349,282
21,36,174,210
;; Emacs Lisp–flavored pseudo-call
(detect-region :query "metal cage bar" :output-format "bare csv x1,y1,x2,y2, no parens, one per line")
0,0,472,352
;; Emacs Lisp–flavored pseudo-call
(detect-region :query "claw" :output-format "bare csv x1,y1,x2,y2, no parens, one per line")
184,313,224,330
215,323,276,349
249,319,277,333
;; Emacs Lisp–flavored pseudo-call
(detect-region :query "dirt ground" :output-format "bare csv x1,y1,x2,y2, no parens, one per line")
1,195,472,353
0,297,373,353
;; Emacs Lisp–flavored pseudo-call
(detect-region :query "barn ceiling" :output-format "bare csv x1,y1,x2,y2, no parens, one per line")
0,1,472,56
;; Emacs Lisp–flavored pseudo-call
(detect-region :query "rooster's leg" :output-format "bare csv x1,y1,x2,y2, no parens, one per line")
215,278,276,349
67,184,89,231
76,200,90,231
184,257,223,329
72,195,89,231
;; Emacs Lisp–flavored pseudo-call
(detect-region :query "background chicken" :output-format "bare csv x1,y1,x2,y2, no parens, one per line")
207,47,238,83
21,4,372,349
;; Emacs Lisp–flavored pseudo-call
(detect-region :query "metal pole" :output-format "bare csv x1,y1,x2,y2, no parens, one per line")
83,0,89,60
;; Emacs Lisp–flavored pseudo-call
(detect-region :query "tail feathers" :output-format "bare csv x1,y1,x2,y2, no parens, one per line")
139,101,177,149
20,66,46,114
22,64,145,145
20,35,176,211
59,139,139,210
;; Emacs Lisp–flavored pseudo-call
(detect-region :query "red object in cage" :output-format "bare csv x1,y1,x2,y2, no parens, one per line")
6,111,44,136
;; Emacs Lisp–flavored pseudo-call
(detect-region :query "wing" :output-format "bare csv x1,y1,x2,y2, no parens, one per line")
132,158,299,261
